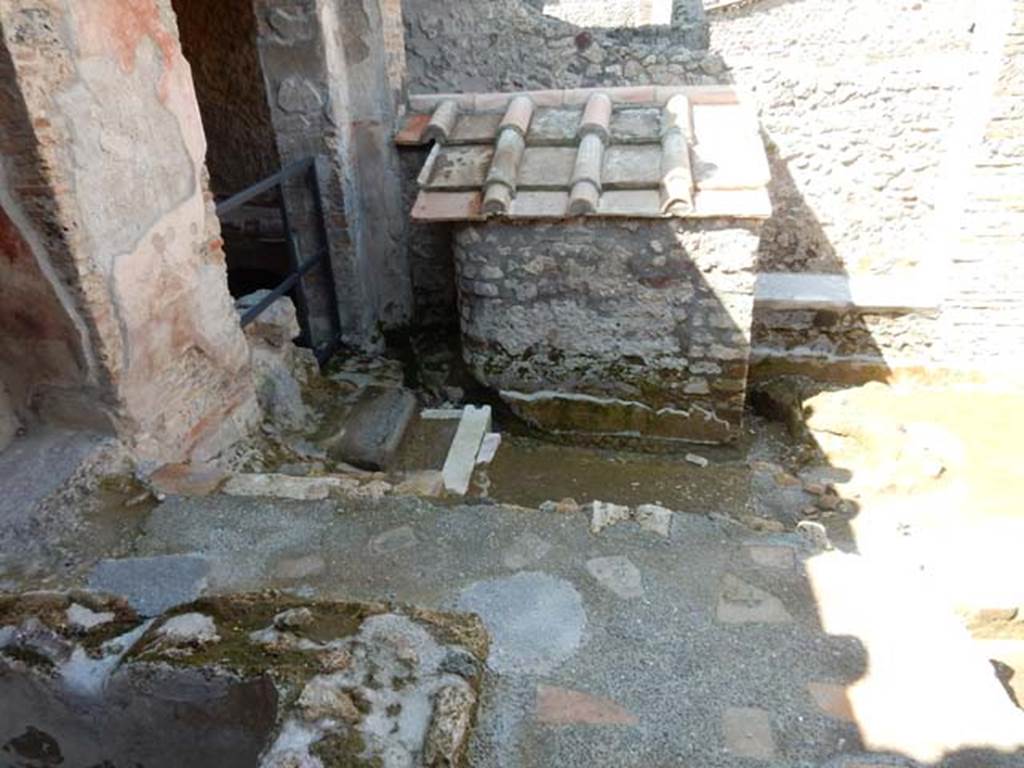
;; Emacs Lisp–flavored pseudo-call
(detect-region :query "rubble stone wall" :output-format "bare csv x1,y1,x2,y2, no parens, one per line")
710,0,979,276
170,0,279,198
399,0,722,329
939,0,1024,371
0,0,257,463
402,0,718,95
454,218,761,443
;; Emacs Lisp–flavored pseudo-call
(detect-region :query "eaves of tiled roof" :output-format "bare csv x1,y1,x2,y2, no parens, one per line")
397,85,772,223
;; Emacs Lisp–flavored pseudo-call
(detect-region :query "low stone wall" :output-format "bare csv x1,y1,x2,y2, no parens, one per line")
454,218,761,444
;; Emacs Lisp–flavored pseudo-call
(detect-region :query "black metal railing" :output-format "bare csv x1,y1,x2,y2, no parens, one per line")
216,156,341,363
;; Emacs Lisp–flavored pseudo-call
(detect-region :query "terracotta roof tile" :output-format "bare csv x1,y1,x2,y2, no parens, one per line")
400,85,771,222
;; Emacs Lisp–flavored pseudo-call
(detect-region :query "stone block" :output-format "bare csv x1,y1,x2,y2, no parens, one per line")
721,706,776,759
237,291,301,347
442,405,492,495
88,555,210,617
327,386,417,471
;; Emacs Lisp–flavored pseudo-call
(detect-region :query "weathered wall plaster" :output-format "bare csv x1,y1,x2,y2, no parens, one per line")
454,218,761,443
254,0,412,351
0,0,257,463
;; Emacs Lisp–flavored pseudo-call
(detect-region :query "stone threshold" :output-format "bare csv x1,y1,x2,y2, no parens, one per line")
754,273,941,314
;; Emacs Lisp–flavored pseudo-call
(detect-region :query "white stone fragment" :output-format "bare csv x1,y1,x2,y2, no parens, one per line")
420,408,464,420
157,613,219,646
222,473,344,501
589,500,631,534
442,406,492,496
634,504,674,537
685,453,710,468
476,433,502,465
66,603,115,632
796,520,833,552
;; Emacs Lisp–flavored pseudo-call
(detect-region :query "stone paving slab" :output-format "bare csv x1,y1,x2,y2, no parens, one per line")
76,495,1024,767
88,554,210,617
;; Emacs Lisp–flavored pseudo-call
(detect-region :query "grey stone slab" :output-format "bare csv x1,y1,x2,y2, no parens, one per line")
0,429,104,533
88,554,210,617
603,145,663,189
518,147,577,189
585,556,644,599
501,532,552,569
425,146,494,189
754,272,941,312
456,571,585,674
526,108,582,145
596,189,663,216
509,191,569,218
450,112,503,144
329,386,417,471
609,107,663,143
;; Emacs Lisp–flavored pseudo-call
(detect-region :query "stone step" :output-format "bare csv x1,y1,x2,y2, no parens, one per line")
326,386,418,472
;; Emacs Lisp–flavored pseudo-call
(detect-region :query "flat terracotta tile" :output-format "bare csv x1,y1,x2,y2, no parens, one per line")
510,191,570,218
423,146,493,190
535,684,639,726
603,145,663,189
474,91,513,112
411,191,484,222
692,188,773,218
529,89,566,108
518,147,578,189
655,85,690,104
611,85,657,105
562,89,593,107
527,108,583,145
597,190,664,217
609,107,663,144
687,85,743,105
450,113,503,144
394,113,431,146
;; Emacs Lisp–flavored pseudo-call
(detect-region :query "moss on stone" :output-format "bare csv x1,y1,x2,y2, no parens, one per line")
311,729,383,768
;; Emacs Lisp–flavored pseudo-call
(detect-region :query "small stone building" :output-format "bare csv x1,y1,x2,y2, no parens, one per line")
400,86,771,444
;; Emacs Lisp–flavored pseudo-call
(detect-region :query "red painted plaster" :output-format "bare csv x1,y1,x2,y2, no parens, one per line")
76,0,179,102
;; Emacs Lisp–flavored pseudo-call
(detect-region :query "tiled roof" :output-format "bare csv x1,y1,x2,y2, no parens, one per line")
397,86,772,222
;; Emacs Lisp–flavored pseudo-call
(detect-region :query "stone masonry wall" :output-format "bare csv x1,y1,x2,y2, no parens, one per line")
402,0,718,94
170,0,279,198
939,0,1024,372
400,0,721,329
454,218,761,443
710,0,978,276
0,0,257,464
